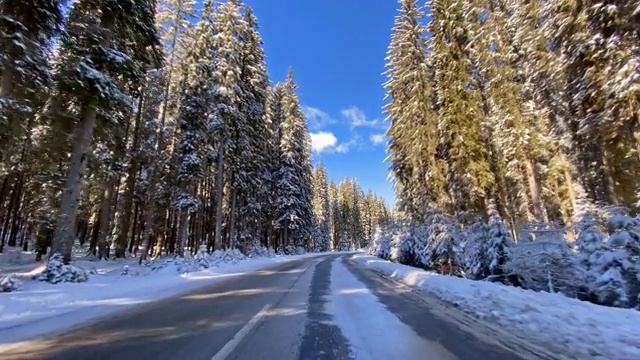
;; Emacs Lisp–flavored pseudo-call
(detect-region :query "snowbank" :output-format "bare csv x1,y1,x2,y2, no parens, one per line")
0,251,333,348
351,253,640,360
0,248,43,277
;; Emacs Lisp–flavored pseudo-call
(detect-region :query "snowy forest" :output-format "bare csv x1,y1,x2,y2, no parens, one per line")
0,0,391,271
373,0,640,310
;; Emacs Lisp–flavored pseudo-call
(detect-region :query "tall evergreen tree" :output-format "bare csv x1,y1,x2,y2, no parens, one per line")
48,0,162,263
0,0,67,157
274,70,313,251
173,0,217,256
384,0,446,217
235,5,270,249
312,161,331,251
209,0,245,249
429,0,494,214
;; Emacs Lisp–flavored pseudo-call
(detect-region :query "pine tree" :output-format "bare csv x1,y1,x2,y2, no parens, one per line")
274,70,314,251
541,0,616,205
312,161,331,251
0,0,66,156
384,0,446,216
210,0,245,249
429,0,494,214
264,85,286,250
47,0,161,263
329,180,340,250
114,0,197,258
235,5,270,249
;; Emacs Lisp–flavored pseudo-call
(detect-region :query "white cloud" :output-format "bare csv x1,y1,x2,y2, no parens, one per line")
310,131,338,153
335,143,350,153
303,106,337,130
310,132,364,154
370,133,386,145
341,106,379,128
334,134,363,153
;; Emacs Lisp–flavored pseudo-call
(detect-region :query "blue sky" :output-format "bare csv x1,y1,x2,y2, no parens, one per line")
243,0,399,205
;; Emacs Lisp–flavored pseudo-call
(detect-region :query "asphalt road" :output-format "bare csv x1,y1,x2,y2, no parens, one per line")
0,254,559,360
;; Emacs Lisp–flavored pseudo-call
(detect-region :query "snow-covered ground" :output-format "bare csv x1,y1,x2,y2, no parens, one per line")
351,253,640,360
0,251,336,350
0,248,44,276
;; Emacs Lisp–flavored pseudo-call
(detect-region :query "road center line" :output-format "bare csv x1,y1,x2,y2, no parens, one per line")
211,303,273,360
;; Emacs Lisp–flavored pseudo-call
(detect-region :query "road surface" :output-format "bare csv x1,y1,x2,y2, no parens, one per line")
0,254,559,360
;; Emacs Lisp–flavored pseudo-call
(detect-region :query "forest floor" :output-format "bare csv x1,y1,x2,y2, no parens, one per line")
352,254,640,360
0,248,44,277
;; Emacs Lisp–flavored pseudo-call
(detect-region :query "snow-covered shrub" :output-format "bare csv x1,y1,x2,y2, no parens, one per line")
607,214,640,255
389,226,428,267
369,225,393,259
588,249,638,307
586,213,640,308
119,264,153,277
423,214,463,276
337,233,351,252
505,240,586,296
211,249,246,265
194,245,210,269
462,219,490,280
1,275,22,292
575,213,606,266
143,258,171,272
246,245,276,258
485,214,513,276
35,254,89,284
294,246,306,255
283,243,296,255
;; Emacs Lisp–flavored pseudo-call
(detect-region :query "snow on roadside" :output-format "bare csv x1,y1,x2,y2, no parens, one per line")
351,253,640,360
327,258,451,360
0,251,337,348
0,248,43,276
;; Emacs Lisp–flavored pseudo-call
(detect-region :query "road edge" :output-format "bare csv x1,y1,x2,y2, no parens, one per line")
344,254,570,360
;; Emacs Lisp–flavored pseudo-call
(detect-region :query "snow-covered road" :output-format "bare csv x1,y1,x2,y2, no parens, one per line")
327,258,456,360
352,254,640,360
1,253,534,360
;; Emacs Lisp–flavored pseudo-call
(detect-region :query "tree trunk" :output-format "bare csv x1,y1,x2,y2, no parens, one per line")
228,189,237,249
0,67,14,98
50,105,98,264
214,147,225,250
524,157,547,222
0,175,21,250
129,203,139,254
97,176,117,259
138,199,156,264
114,94,145,257
8,176,24,247
564,170,577,215
283,220,289,251
175,207,188,257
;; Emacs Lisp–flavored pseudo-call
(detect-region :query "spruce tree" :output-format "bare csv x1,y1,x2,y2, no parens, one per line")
428,0,494,214
114,0,197,258
0,0,66,155
235,5,270,248
312,161,331,251
48,0,161,263
384,0,446,216
274,71,313,251
210,0,245,249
